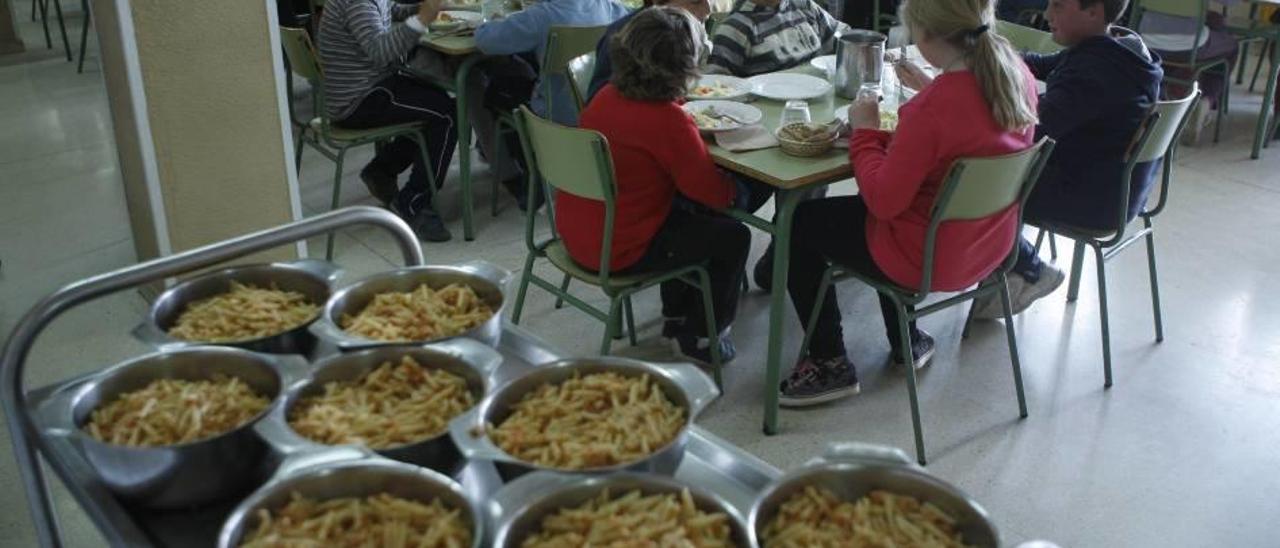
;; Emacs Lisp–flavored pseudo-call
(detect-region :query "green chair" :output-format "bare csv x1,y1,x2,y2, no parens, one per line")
278,26,440,260
509,106,725,384
872,1,899,33
796,137,1057,465
490,25,608,217
1031,86,1201,389
1132,0,1230,143
995,20,1064,54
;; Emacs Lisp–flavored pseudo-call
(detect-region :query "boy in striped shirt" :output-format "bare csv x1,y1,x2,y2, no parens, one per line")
706,0,850,77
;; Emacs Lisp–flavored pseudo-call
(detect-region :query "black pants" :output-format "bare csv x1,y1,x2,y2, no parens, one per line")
788,196,919,359
618,207,751,337
336,73,458,215
841,0,899,30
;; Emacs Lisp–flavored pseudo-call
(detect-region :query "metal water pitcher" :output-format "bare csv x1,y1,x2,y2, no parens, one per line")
833,30,887,99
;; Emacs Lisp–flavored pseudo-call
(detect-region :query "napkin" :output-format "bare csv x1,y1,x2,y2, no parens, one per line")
715,125,778,152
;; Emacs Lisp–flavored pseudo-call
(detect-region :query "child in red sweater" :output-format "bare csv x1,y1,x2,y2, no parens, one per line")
560,7,749,363
780,0,1040,406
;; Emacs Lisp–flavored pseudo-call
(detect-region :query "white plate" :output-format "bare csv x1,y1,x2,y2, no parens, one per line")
430,10,483,29
687,75,753,101
834,104,901,131
809,55,836,75
749,73,832,101
683,100,764,133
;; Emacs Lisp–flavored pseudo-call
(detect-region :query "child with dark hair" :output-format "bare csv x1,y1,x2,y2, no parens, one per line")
562,7,750,363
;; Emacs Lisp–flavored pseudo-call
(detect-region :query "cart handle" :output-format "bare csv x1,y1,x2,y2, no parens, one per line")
1,206,422,547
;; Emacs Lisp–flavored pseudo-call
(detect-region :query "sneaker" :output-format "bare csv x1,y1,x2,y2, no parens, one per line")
1009,264,1065,316
779,356,860,407
392,200,452,242
669,331,737,366
359,166,399,208
752,243,775,292
891,329,936,370
970,275,1030,320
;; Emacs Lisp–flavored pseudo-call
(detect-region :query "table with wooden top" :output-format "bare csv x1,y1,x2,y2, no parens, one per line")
709,63,867,435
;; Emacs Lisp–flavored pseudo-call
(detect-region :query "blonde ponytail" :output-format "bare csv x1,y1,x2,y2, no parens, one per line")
901,0,1038,131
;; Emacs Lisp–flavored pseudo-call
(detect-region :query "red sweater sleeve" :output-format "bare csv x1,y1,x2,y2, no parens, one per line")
655,109,736,209
849,102,940,220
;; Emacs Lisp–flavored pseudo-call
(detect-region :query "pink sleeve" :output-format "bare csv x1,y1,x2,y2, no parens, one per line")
849,102,940,220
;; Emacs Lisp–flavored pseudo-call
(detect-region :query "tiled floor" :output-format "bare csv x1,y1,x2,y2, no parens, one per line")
4,15,1280,547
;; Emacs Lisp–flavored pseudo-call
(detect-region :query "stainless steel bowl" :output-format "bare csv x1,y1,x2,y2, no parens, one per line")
136,260,341,355
492,472,751,547
275,341,502,474
312,261,509,350
68,347,283,509
748,443,999,547
449,357,719,481
217,451,483,548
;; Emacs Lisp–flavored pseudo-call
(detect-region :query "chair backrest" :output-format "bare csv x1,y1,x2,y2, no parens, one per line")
1135,0,1203,19
994,20,1063,54
916,137,1056,294
513,106,622,276
279,26,322,82
1120,84,1202,223
542,25,609,116
566,53,597,112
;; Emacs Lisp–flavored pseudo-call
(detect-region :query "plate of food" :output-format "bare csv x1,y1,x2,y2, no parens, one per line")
682,100,763,133
748,73,832,101
687,74,752,101
429,10,483,31
835,105,901,132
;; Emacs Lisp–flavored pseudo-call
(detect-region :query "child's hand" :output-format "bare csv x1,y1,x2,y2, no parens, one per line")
895,60,933,91
848,95,880,130
417,0,444,26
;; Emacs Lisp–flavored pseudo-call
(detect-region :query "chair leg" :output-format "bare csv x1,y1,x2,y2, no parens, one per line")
896,302,927,466
1249,40,1270,93
695,268,723,388
51,0,71,61
1032,228,1046,255
1237,42,1250,85
623,295,638,347
600,298,622,355
1066,241,1086,303
325,149,346,261
553,274,571,309
36,0,51,50
294,134,306,174
1093,245,1113,388
510,255,537,324
76,0,89,73
1213,65,1229,144
797,268,835,361
998,273,1029,418
1048,231,1058,260
1143,220,1165,343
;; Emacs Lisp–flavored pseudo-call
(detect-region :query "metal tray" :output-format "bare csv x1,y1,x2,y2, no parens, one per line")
22,324,779,547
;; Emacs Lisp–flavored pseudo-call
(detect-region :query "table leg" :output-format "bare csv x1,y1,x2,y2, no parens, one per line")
762,189,804,435
455,55,482,241
1253,39,1280,159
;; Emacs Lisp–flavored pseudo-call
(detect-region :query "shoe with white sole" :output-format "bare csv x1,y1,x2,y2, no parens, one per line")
779,356,860,407
1009,264,1065,316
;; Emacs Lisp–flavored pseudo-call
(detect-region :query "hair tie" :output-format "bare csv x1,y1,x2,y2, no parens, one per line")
969,24,990,38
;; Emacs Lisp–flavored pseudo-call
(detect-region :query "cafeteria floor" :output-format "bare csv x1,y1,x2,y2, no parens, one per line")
4,19,1280,547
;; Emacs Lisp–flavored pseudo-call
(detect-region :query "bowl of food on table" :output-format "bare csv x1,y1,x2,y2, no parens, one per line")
683,100,763,133
280,343,500,474
688,74,753,102
449,357,720,481
775,122,840,157
68,346,283,508
429,10,483,31
312,262,508,349
749,443,999,547
139,260,340,355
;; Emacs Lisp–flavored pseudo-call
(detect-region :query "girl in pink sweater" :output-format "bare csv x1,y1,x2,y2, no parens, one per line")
780,0,1040,407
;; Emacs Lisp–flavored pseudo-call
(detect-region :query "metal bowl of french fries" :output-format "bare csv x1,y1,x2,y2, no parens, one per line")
448,357,720,481
137,260,341,355
775,122,840,157
67,346,283,508
276,342,502,475
492,472,750,547
748,443,999,547
217,452,483,548
311,261,509,350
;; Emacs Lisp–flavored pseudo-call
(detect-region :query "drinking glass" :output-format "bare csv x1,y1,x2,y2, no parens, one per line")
780,100,811,127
